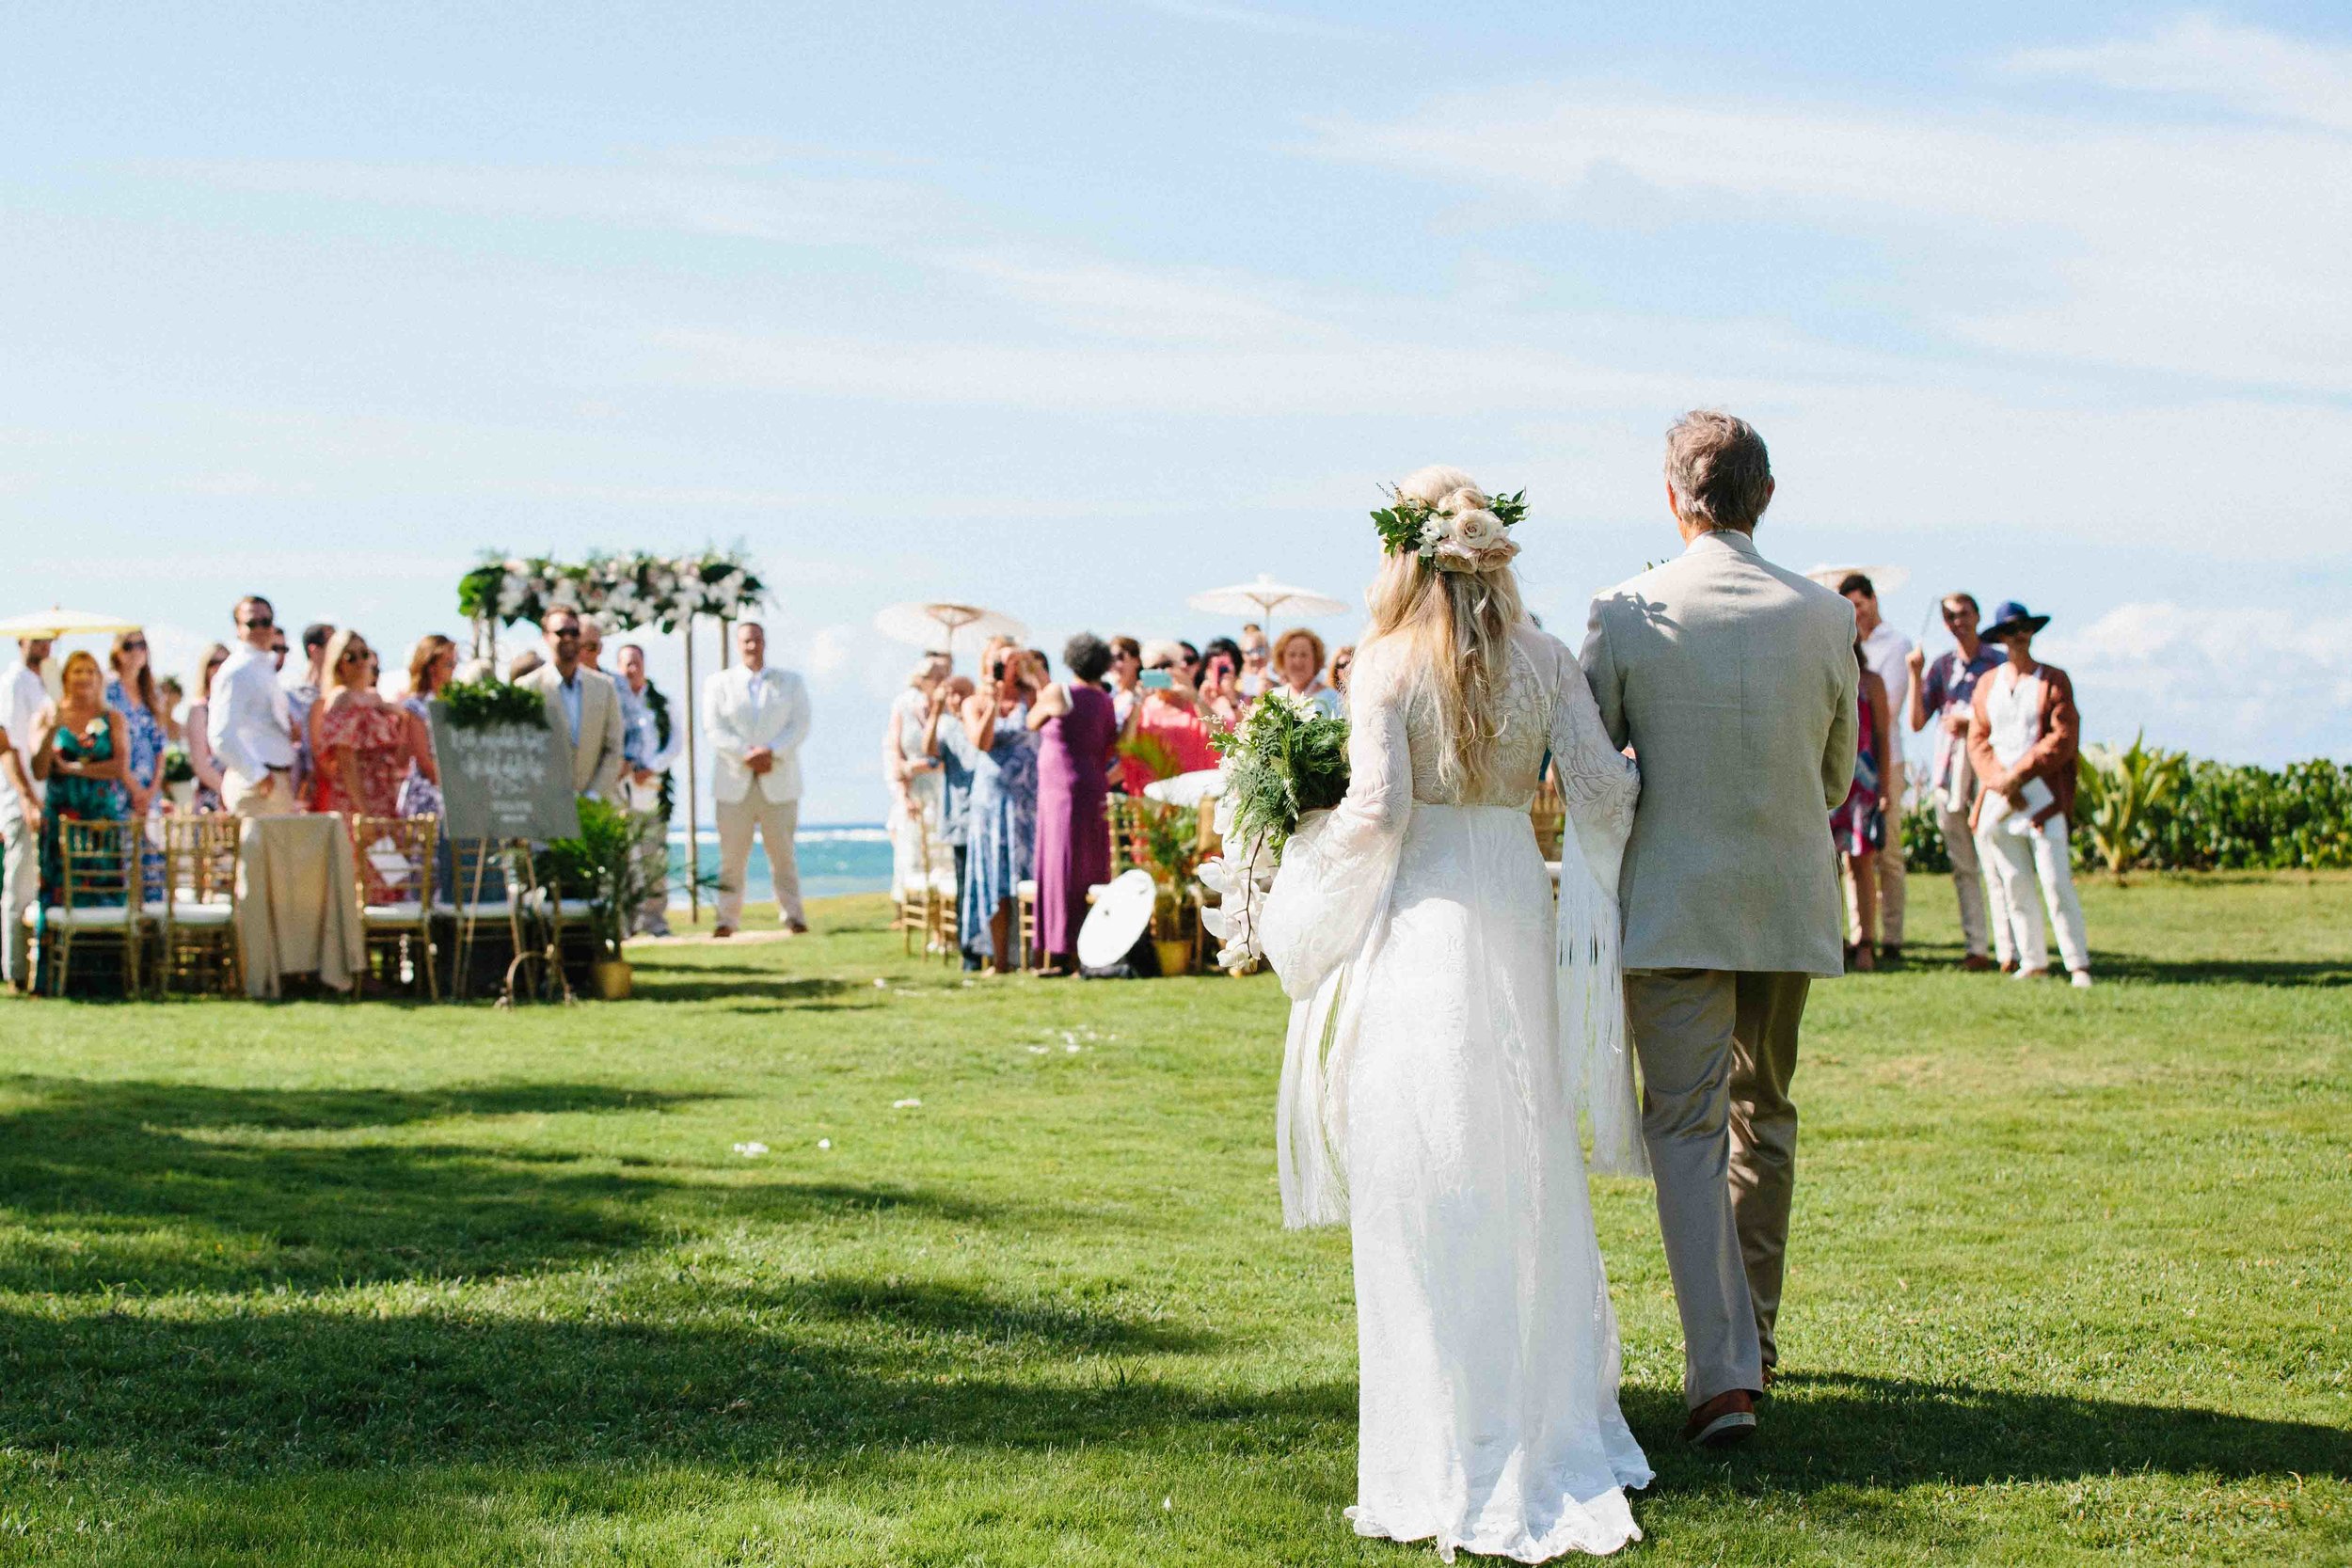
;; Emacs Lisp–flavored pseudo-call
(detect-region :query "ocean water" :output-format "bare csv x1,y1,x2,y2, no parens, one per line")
666,823,894,905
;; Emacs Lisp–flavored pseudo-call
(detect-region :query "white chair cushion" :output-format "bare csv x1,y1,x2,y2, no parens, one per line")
362,901,429,925
446,899,516,918
159,902,234,927
1016,879,1038,897
556,897,594,917
36,906,135,929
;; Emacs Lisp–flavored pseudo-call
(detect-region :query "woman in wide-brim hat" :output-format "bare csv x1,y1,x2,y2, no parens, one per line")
1963,602,2092,988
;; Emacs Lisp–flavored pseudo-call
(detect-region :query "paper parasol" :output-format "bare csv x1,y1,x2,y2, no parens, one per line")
1185,575,1347,621
872,601,1028,657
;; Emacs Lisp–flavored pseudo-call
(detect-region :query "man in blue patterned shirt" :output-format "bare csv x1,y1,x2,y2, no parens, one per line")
1906,594,2008,971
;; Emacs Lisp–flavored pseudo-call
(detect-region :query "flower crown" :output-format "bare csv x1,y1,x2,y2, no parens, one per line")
1371,483,1527,573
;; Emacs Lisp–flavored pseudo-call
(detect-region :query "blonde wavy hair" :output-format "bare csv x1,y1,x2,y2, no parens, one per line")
1361,465,1527,800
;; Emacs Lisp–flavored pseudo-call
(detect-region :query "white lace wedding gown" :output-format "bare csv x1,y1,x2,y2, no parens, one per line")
1258,623,1652,1561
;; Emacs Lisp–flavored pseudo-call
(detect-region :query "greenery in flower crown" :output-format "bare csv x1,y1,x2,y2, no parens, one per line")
1370,485,1528,559
1209,693,1351,863
437,677,548,732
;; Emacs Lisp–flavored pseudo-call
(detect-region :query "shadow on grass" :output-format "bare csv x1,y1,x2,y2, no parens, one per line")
2092,954,2352,987
0,1076,980,1294
627,974,877,1006
1623,1370,2352,1489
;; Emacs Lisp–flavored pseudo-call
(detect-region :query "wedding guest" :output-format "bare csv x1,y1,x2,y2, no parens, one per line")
1966,602,2091,988
614,641,682,936
31,652,131,910
884,654,950,905
956,647,1041,972
156,678,185,746
1118,640,1218,792
1237,623,1271,699
1268,627,1343,717
702,620,811,939
308,629,434,821
397,634,456,820
1107,637,1143,727
1177,641,1202,686
1027,633,1118,976
183,643,230,813
0,636,49,990
1907,594,2007,972
1328,642,1356,700
577,618,607,672
1839,574,1915,962
519,609,627,803
103,629,168,821
1830,637,1895,971
1199,637,1247,725
918,674,979,968
288,621,333,799
209,596,299,816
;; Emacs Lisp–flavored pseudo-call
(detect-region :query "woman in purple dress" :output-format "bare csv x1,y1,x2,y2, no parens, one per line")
1026,633,1120,976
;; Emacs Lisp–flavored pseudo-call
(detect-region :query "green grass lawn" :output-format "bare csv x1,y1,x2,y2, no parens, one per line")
0,873,2344,1565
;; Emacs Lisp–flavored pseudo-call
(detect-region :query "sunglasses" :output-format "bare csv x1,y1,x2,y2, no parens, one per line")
120,639,147,652
550,626,581,640
340,647,370,663
240,614,274,629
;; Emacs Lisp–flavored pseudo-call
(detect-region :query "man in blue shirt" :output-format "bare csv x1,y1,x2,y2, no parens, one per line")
1906,593,2008,971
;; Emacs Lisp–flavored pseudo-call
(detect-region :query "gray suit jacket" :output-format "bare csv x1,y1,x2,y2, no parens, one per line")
1581,529,1859,977
519,663,628,802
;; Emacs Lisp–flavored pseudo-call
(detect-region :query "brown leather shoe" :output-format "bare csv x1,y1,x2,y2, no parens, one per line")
1963,953,1996,973
712,925,736,940
1682,1388,1757,1448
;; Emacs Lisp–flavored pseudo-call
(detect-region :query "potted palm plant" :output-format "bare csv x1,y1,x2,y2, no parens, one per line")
541,799,665,999
1136,801,1200,976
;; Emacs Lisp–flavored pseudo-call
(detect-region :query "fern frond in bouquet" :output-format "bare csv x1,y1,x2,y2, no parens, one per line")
1200,692,1351,971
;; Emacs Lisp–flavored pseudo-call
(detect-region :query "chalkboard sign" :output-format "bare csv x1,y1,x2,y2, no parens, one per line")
428,707,580,842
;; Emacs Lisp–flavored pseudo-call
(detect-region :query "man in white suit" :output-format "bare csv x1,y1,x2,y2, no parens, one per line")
703,621,810,938
518,608,627,802
1581,410,1858,1449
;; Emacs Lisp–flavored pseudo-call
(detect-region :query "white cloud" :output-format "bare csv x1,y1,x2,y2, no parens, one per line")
2007,14,2352,134
2043,601,2352,760
1298,73,2352,394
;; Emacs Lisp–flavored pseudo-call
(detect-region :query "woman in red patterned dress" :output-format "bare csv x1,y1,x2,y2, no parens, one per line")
308,629,435,820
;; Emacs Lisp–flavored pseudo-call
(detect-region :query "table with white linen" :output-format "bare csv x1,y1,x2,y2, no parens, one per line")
235,814,362,998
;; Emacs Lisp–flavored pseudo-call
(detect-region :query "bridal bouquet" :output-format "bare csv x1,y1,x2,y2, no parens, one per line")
1199,691,1351,971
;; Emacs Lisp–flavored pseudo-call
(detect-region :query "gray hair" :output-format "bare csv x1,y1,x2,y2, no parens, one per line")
1663,410,1772,533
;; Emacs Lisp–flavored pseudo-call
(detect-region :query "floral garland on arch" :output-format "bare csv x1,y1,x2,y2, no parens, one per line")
456,549,767,634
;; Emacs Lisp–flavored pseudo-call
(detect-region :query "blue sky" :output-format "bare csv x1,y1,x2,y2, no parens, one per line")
6,4,2347,820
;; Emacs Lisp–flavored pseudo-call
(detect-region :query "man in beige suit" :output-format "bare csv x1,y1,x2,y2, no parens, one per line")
1581,411,1858,1449
519,609,627,802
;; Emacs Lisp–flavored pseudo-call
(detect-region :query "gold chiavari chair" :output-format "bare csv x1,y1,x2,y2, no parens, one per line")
154,815,241,996
444,836,521,1000
40,818,142,997
352,814,439,1000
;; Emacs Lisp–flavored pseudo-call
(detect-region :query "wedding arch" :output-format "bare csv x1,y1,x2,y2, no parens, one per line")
456,548,769,921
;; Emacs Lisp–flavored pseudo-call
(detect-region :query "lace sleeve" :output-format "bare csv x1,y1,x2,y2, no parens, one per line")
1549,637,1638,890
1547,634,1649,1180
1258,643,1412,1001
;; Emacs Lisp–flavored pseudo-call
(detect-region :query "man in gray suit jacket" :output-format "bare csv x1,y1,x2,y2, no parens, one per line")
1581,410,1858,1449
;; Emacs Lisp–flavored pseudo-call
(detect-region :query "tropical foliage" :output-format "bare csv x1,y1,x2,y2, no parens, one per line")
436,677,548,732
1899,752,2352,875
537,798,668,960
1207,692,1350,867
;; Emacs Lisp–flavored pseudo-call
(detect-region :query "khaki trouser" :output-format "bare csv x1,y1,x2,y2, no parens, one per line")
715,790,803,927
1625,968,1812,1405
2,813,35,990
224,768,296,817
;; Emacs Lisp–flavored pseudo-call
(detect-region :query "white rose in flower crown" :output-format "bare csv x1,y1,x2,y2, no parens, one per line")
1452,507,1507,551
1439,485,1490,516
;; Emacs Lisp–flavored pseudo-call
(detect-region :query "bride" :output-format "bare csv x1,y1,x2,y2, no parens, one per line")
1255,467,1653,1560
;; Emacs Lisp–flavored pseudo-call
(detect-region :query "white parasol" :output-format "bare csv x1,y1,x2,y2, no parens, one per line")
1804,564,1911,597
1076,868,1159,971
1141,768,1224,809
0,606,143,639
872,601,1028,658
1186,575,1347,622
